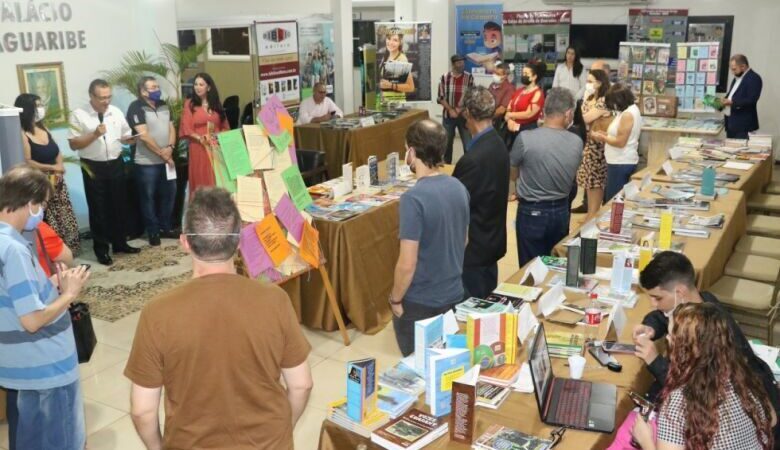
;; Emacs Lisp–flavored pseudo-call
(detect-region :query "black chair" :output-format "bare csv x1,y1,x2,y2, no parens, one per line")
296,149,328,186
240,102,254,125
223,95,240,129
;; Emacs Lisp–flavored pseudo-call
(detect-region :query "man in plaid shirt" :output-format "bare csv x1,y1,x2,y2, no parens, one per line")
437,54,474,164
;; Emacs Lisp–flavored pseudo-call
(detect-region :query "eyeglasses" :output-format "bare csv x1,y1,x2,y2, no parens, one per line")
549,427,566,448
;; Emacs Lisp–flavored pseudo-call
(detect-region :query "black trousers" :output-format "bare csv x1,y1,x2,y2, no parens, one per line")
81,159,129,256
462,264,498,300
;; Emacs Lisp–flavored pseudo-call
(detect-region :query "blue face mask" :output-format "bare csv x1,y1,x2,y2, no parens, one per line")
148,90,162,102
24,204,44,231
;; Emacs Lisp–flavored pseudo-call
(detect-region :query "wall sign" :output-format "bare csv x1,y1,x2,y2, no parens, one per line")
0,1,87,53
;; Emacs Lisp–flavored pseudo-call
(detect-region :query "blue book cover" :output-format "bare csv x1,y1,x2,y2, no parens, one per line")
425,348,472,417
346,358,377,422
414,315,444,377
377,385,416,418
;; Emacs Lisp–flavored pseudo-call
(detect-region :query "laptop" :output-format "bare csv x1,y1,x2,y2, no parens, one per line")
528,323,616,433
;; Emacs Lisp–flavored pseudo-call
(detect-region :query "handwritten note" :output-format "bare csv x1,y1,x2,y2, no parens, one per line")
269,130,292,153
217,129,253,179
256,214,292,267
299,221,320,268
274,193,305,242
239,224,274,278
281,165,313,210
259,96,285,135
243,125,273,170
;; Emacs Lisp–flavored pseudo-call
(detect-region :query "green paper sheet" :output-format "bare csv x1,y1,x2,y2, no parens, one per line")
281,165,313,210
217,129,253,179
211,147,237,193
269,130,292,153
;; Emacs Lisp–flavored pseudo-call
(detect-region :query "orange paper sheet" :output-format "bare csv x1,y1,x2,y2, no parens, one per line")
277,112,294,137
300,221,320,268
256,214,292,267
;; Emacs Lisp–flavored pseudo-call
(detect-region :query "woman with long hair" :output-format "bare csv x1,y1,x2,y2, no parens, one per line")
575,69,612,221
378,29,415,95
14,93,81,254
179,72,229,196
632,302,775,450
504,60,545,148
553,46,587,99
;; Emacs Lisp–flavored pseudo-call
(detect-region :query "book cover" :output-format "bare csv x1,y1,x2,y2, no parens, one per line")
378,385,415,419
414,315,444,377
328,397,389,438
580,237,597,275
379,361,425,396
346,358,378,423
546,331,584,359
425,348,471,416
371,408,448,450
493,283,543,302
449,365,479,444
474,424,552,450
539,255,567,272
478,363,520,386
368,155,379,186
466,313,518,369
476,382,511,409
565,245,581,287
484,293,526,309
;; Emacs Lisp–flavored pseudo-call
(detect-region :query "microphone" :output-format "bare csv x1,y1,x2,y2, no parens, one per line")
98,112,104,124
97,112,108,159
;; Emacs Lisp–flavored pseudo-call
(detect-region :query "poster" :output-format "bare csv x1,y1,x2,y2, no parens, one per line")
362,44,377,109
255,21,301,106
297,17,335,100
675,41,720,112
374,22,432,104
455,5,503,74
618,42,672,113
687,17,733,93
502,10,572,75
628,9,688,44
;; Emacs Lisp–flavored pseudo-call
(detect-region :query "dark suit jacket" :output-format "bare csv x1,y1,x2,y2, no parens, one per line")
452,128,510,268
725,69,762,133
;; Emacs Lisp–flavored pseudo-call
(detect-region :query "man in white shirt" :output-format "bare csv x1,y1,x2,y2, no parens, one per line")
296,83,343,125
68,79,140,265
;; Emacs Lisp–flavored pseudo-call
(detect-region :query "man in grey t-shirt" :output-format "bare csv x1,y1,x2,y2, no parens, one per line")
126,76,178,246
389,119,470,356
510,87,582,267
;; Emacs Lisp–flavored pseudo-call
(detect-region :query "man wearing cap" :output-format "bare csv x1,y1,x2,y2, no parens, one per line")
437,54,474,164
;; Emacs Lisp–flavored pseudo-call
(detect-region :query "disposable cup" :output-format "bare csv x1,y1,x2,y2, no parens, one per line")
568,355,586,379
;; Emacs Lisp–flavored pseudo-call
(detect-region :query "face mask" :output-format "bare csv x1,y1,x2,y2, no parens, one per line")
584,83,595,96
520,75,531,86
35,107,46,122
24,204,44,231
148,90,162,102
492,74,503,83
663,290,681,319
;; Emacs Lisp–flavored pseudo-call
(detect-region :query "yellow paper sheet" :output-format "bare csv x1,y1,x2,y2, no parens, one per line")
243,125,273,170
256,215,292,267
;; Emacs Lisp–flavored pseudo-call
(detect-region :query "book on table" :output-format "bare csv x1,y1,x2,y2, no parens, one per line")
379,361,426,397
449,365,479,444
484,293,525,310
473,424,553,450
378,385,416,419
545,331,584,359
327,397,389,438
466,312,518,369
415,315,445,377
371,408,449,450
478,363,520,387
347,358,378,423
475,382,511,409
455,297,512,322
425,348,472,416
493,283,543,302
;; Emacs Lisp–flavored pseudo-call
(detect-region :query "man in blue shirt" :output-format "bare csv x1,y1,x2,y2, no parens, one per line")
0,166,90,450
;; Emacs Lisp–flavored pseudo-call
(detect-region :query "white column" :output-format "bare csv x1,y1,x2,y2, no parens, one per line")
331,0,355,114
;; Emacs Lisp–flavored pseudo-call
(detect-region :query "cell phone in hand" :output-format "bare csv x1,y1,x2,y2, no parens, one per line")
629,391,655,419
80,264,91,271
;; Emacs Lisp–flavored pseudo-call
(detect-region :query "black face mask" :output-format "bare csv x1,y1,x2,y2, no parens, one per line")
520,75,531,86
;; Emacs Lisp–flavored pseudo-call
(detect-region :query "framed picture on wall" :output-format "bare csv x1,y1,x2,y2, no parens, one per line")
687,16,734,93
17,62,69,127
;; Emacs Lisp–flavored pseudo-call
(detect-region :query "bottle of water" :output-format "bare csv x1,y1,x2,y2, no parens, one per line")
584,293,602,344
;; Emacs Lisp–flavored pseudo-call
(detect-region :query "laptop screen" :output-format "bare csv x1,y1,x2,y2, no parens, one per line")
529,324,554,414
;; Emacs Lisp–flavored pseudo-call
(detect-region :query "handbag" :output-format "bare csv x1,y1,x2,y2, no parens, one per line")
35,229,97,363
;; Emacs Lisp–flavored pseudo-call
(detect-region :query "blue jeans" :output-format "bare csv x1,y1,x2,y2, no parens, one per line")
516,198,570,267
442,116,470,164
6,380,85,450
604,164,637,203
135,163,177,235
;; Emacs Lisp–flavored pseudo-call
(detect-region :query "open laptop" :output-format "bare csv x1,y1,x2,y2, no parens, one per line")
528,323,617,433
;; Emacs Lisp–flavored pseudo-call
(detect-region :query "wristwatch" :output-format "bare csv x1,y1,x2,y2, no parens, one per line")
388,294,403,306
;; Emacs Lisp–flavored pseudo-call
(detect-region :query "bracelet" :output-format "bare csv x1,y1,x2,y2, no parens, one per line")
388,294,403,306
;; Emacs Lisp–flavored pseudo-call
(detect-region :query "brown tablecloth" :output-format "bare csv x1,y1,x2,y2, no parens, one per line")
294,109,429,178
318,268,656,450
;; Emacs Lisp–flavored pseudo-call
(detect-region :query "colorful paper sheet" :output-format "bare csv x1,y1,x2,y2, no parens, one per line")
217,129,253,179
236,176,265,222
243,125,273,170
281,165,313,210
274,193,305,242
239,223,274,278
300,221,320,268
269,130,292,153
278,112,294,136
258,96,285,135
256,214,292,266
211,145,237,193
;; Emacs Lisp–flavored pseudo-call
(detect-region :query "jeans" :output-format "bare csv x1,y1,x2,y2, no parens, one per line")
6,380,85,450
462,264,498,300
135,163,177,235
442,116,470,164
516,198,570,268
393,300,463,356
604,164,637,203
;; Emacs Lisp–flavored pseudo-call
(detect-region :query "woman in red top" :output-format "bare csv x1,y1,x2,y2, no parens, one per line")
504,60,546,149
179,73,230,197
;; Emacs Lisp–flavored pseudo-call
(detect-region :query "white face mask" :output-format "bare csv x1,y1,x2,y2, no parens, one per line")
663,290,681,319
584,82,596,96
492,74,503,83
35,106,46,122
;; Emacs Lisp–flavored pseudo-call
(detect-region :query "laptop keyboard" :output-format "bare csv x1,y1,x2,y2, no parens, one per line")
550,379,592,429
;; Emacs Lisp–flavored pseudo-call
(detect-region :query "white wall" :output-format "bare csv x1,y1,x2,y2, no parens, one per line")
0,0,179,228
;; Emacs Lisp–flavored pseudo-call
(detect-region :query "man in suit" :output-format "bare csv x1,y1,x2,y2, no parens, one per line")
722,54,762,139
453,86,510,298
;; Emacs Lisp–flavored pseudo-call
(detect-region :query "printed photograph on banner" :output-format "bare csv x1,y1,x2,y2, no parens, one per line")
375,22,432,103
455,4,503,74
298,18,336,100
255,21,301,106
501,10,572,74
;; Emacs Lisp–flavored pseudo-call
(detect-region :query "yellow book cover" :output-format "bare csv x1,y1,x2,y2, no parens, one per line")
467,313,518,369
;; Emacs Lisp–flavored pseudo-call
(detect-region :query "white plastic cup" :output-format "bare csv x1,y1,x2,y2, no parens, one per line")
568,355,586,380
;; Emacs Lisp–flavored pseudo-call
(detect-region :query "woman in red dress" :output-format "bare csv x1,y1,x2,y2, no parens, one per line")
504,60,546,149
179,72,229,197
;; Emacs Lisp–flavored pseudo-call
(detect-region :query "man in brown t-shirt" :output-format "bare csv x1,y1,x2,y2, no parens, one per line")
124,187,313,450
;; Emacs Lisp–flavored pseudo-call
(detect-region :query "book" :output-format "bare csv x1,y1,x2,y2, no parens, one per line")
327,397,389,438
493,283,543,302
466,313,518,369
565,245,581,287
368,155,379,186
379,361,426,396
347,358,378,423
449,365,479,444
546,331,584,359
539,255,567,272
473,424,552,450
415,315,444,377
484,293,526,310
476,382,511,409
547,273,598,294
455,297,512,322
688,213,725,228
478,363,520,387
371,408,448,450
593,285,639,309
425,348,472,416
580,237,597,275
378,385,416,419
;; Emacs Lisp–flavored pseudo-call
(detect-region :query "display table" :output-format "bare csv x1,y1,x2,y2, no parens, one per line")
317,267,655,450
294,109,429,178
639,117,724,168
631,156,773,198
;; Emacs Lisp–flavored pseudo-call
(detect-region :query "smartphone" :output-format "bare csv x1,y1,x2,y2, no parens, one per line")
629,391,655,419
603,341,637,354
589,346,622,372
80,264,91,271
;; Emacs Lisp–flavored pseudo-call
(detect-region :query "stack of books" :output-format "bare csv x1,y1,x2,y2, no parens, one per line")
594,285,639,309
455,298,512,322
492,283,544,302
371,408,448,450
476,382,511,409
378,361,425,397
326,398,389,438
478,363,520,387
377,386,416,419
546,331,584,359
473,425,552,450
